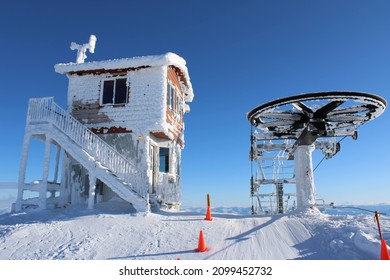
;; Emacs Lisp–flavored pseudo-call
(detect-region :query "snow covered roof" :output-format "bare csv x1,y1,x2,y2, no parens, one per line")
54,52,194,102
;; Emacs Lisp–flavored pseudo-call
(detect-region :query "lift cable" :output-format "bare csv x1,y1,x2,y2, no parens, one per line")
332,205,386,216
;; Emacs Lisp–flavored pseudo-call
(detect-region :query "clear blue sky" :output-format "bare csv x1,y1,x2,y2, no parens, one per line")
0,0,389,207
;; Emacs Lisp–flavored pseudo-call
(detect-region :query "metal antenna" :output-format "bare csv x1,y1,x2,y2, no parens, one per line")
70,34,97,63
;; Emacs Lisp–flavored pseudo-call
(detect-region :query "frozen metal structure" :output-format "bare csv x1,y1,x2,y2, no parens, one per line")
70,35,97,63
15,36,194,214
247,91,386,214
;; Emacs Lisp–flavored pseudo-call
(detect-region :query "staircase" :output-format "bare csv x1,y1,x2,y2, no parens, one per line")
16,97,150,213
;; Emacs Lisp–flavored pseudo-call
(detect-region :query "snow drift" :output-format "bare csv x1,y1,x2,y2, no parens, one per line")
0,196,389,260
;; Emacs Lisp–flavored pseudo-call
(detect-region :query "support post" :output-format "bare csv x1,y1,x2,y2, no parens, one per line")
15,133,31,211
276,182,284,214
88,173,96,209
53,144,61,183
294,145,316,209
40,137,52,209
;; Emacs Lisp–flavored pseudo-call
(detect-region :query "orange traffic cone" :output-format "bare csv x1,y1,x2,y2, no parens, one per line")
380,240,390,260
205,194,213,221
196,230,209,252
205,206,213,221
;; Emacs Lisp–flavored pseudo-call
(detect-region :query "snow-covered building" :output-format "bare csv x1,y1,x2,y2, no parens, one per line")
15,52,194,214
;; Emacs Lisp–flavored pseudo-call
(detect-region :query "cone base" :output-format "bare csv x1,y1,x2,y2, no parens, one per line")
195,247,209,252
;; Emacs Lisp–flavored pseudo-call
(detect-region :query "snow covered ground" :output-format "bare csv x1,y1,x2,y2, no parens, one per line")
0,184,389,260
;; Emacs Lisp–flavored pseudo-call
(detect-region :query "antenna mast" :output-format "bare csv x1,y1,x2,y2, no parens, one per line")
70,34,97,63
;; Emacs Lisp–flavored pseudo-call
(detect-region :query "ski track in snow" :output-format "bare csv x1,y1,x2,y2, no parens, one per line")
0,204,389,260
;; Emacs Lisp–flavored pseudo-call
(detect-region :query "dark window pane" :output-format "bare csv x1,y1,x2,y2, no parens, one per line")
102,80,114,104
114,78,127,104
159,147,170,173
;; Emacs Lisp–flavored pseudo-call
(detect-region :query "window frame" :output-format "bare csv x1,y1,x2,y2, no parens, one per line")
159,147,170,173
167,80,185,121
167,81,175,110
100,77,129,105
176,93,183,120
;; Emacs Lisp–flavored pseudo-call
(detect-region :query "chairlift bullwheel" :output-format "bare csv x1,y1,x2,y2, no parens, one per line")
247,91,386,144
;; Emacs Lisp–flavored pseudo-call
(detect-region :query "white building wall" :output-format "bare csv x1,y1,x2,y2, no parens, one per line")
66,66,168,134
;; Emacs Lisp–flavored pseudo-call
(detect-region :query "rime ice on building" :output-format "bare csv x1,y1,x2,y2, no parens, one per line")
14,46,194,214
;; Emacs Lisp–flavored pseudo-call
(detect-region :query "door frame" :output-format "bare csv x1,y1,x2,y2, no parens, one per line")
149,141,158,194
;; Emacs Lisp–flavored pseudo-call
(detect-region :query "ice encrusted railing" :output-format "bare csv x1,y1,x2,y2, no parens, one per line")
26,97,149,201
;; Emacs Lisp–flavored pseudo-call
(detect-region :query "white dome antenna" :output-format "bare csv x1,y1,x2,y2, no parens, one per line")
70,34,97,63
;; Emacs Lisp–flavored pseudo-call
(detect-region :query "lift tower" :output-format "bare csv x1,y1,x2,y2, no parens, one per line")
247,92,386,212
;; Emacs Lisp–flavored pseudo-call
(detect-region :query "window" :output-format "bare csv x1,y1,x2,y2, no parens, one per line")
167,80,184,120
102,78,128,105
167,82,174,109
159,147,170,173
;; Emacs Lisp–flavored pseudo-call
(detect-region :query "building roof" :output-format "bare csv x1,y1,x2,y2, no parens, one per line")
54,52,194,102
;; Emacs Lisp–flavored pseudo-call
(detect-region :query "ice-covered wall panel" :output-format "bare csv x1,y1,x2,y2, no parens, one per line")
67,66,167,133
67,74,101,110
